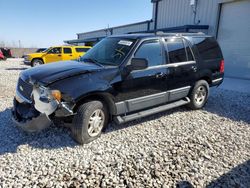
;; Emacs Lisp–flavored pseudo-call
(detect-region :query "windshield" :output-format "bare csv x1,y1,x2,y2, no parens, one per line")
80,37,136,66
43,47,52,53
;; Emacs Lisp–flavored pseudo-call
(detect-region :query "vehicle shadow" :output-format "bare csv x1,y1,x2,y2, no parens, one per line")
0,108,77,155
204,89,250,124
5,68,28,71
206,160,250,187
0,106,183,155
175,160,250,187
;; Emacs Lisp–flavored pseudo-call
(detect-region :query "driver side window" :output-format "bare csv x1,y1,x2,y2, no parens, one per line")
48,47,61,54
134,40,163,67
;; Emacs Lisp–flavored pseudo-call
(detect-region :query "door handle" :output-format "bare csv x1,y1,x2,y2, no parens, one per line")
58,55,61,57
69,55,72,56
155,72,166,79
191,66,197,72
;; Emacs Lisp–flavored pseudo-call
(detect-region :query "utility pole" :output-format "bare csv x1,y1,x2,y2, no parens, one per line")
151,0,162,31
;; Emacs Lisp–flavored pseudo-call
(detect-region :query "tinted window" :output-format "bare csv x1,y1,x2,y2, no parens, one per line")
165,38,187,63
76,48,90,52
48,47,61,54
193,37,223,60
63,48,72,54
135,40,163,67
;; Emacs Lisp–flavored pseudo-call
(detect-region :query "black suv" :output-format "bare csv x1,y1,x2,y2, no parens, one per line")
12,33,224,144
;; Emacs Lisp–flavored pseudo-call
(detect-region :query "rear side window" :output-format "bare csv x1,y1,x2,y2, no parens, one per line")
193,37,223,60
135,40,163,67
63,47,72,54
76,48,90,53
165,38,187,63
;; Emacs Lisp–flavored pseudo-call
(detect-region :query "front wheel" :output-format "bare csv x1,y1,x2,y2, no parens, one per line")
71,101,108,144
31,59,43,67
187,80,209,110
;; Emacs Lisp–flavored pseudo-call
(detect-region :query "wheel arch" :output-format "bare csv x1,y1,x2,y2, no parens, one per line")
199,76,212,85
31,57,44,63
197,70,212,85
74,92,117,115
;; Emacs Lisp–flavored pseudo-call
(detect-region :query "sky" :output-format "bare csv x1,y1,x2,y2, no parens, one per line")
0,0,152,48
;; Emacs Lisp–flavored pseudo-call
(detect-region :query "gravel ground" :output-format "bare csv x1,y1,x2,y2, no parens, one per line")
0,59,249,188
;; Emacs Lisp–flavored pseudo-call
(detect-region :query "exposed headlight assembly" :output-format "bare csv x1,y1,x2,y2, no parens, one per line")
32,86,61,115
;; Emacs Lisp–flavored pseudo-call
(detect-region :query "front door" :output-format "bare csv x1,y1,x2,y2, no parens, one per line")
114,38,169,113
44,47,62,63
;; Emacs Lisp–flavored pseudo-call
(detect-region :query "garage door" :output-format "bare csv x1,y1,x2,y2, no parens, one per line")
217,0,250,79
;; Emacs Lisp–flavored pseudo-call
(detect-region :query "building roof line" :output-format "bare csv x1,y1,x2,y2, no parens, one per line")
76,19,153,35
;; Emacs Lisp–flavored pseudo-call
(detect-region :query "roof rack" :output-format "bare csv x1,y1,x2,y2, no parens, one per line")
155,31,206,36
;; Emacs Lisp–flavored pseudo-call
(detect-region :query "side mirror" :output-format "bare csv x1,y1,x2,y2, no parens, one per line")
128,58,148,71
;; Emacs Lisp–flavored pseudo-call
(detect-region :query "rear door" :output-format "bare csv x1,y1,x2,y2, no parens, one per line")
164,37,197,98
44,47,62,63
115,38,169,113
62,47,73,61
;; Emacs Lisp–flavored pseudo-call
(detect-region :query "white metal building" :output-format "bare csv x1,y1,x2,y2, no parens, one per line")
65,0,250,79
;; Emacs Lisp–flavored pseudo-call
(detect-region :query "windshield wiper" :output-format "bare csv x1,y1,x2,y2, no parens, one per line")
81,58,104,67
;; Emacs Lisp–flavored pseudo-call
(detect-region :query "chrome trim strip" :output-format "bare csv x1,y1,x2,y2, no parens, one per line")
168,86,191,92
132,61,196,72
212,78,223,83
166,61,196,68
15,89,32,104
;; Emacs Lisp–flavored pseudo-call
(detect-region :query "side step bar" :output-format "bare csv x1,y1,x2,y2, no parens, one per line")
114,97,190,124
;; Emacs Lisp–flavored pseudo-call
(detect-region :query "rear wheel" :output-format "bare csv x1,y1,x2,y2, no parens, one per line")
31,59,43,67
187,80,209,110
71,101,108,144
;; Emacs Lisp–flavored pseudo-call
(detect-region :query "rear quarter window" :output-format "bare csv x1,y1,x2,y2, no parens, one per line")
193,37,223,60
75,48,90,53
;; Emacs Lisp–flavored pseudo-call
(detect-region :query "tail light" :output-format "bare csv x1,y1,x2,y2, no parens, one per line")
220,60,224,73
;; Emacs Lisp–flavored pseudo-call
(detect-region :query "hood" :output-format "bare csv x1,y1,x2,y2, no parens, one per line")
28,53,44,58
21,61,102,85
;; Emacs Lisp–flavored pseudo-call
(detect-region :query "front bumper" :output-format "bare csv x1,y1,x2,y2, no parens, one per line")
12,99,52,132
23,60,31,65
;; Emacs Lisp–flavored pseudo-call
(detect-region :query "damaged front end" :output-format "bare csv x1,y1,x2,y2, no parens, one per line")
12,77,75,132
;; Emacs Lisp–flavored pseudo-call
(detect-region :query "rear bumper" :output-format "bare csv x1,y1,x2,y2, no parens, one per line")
12,99,52,132
211,77,223,87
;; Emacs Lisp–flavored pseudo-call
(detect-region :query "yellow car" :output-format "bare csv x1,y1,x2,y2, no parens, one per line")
24,46,92,67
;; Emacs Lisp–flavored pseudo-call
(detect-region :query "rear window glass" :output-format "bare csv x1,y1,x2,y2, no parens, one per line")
76,48,90,53
63,48,72,54
193,37,223,60
165,38,187,63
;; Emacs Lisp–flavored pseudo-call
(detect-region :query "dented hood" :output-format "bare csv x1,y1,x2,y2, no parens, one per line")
21,61,101,85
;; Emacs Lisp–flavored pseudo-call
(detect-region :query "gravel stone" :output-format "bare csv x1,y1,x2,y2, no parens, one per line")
0,59,250,187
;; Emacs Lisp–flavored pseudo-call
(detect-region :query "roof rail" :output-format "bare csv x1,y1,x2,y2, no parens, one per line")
154,31,206,36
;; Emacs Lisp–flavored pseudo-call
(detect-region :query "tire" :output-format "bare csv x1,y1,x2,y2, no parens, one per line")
71,101,108,144
31,59,43,67
187,80,209,110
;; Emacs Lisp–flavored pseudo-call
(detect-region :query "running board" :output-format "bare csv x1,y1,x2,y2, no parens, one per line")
114,97,190,124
